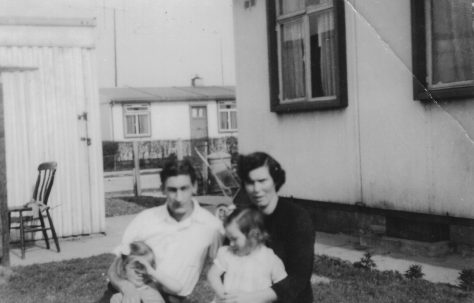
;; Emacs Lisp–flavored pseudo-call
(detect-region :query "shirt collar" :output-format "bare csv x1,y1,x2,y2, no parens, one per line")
160,198,209,225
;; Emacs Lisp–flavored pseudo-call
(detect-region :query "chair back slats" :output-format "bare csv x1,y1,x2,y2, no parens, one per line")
9,161,60,259
33,162,57,205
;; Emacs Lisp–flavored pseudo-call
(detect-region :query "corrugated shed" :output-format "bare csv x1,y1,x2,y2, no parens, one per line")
100,86,235,103
0,19,105,237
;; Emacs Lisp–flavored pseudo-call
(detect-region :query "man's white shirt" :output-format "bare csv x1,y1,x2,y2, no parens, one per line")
114,199,223,296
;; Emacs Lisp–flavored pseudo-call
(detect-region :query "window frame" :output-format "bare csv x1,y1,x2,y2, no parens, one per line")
267,0,348,113
217,100,238,133
411,0,474,101
123,103,151,138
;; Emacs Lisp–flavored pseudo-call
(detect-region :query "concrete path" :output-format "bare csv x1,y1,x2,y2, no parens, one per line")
8,195,469,286
314,233,465,285
9,214,134,266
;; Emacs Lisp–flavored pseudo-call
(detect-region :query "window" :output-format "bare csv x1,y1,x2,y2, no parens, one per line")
268,0,347,112
411,0,474,101
218,101,237,132
123,104,150,138
191,106,206,118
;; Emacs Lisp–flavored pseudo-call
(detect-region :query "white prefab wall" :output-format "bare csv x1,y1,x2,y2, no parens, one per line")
0,21,105,237
109,101,235,141
233,0,474,218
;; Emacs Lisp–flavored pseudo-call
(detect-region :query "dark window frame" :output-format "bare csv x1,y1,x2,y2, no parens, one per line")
267,0,348,113
411,0,474,102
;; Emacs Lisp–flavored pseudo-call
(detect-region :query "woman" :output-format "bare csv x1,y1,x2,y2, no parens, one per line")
218,152,314,303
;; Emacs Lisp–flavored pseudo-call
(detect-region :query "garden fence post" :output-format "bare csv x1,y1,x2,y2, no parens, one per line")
202,141,208,194
0,85,9,266
177,139,183,160
133,141,141,197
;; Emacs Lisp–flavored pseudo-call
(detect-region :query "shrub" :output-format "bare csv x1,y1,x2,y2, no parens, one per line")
458,269,474,291
353,252,376,270
102,141,119,156
404,264,425,280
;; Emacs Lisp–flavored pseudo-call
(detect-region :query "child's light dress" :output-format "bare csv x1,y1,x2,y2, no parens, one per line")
110,284,165,303
212,245,287,299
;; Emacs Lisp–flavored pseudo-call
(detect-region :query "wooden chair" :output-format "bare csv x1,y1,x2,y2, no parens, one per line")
8,162,60,259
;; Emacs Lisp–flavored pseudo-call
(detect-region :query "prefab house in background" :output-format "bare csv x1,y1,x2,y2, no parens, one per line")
0,14,105,244
99,86,237,170
233,0,474,245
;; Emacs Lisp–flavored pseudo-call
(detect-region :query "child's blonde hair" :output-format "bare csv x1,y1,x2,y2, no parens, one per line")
224,207,269,245
114,241,156,284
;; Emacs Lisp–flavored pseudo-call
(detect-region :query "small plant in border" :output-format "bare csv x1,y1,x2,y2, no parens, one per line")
458,268,474,291
353,252,376,270
404,264,424,280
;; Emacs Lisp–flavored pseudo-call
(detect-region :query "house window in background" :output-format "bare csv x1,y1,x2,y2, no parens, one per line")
218,101,237,132
411,0,474,101
268,0,347,112
123,104,151,138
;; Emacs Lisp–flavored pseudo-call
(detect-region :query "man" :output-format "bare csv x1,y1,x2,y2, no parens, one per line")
108,159,223,303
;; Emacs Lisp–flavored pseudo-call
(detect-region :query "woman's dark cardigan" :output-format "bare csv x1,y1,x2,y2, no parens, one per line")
265,198,315,303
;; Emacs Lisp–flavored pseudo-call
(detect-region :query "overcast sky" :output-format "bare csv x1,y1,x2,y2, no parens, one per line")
95,0,235,88
0,0,236,88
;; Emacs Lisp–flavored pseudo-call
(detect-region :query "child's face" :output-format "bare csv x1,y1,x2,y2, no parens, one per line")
124,260,146,287
226,222,252,256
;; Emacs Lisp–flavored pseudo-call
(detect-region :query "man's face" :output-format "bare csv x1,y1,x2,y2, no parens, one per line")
163,174,195,221
244,166,278,214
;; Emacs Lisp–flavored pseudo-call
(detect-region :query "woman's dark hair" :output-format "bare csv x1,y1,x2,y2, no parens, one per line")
237,152,286,191
160,158,197,185
225,207,269,244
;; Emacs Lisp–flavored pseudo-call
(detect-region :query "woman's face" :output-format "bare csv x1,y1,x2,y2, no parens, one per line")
244,166,278,214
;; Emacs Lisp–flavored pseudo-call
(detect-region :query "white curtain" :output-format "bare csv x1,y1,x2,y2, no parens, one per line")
431,0,474,86
317,11,336,96
281,21,306,100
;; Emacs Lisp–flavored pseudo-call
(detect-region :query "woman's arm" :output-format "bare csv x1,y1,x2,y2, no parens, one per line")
107,257,142,303
207,263,226,298
270,206,315,303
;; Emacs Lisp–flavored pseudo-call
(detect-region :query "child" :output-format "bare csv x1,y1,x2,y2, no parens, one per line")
207,207,287,302
110,241,182,303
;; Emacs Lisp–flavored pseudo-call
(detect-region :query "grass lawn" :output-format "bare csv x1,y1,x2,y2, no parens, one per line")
0,253,472,303
1,196,472,302
105,195,166,217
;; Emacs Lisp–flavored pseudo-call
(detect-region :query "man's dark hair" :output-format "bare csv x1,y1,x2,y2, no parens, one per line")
237,152,286,191
160,158,197,185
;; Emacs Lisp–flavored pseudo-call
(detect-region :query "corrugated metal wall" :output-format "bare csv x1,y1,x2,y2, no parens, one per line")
0,26,105,236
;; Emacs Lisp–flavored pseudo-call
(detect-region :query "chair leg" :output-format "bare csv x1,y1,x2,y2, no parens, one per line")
19,212,25,259
45,209,60,253
38,213,50,250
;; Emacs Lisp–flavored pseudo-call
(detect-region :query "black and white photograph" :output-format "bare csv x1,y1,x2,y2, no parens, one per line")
0,0,473,302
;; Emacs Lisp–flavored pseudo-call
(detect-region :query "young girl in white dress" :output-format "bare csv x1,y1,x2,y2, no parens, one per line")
207,207,287,302
110,241,182,303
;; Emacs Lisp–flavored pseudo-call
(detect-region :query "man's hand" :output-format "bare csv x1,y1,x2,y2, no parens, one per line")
132,256,154,274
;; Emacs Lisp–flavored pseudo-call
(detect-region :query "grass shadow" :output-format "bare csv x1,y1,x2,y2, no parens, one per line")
105,196,166,217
